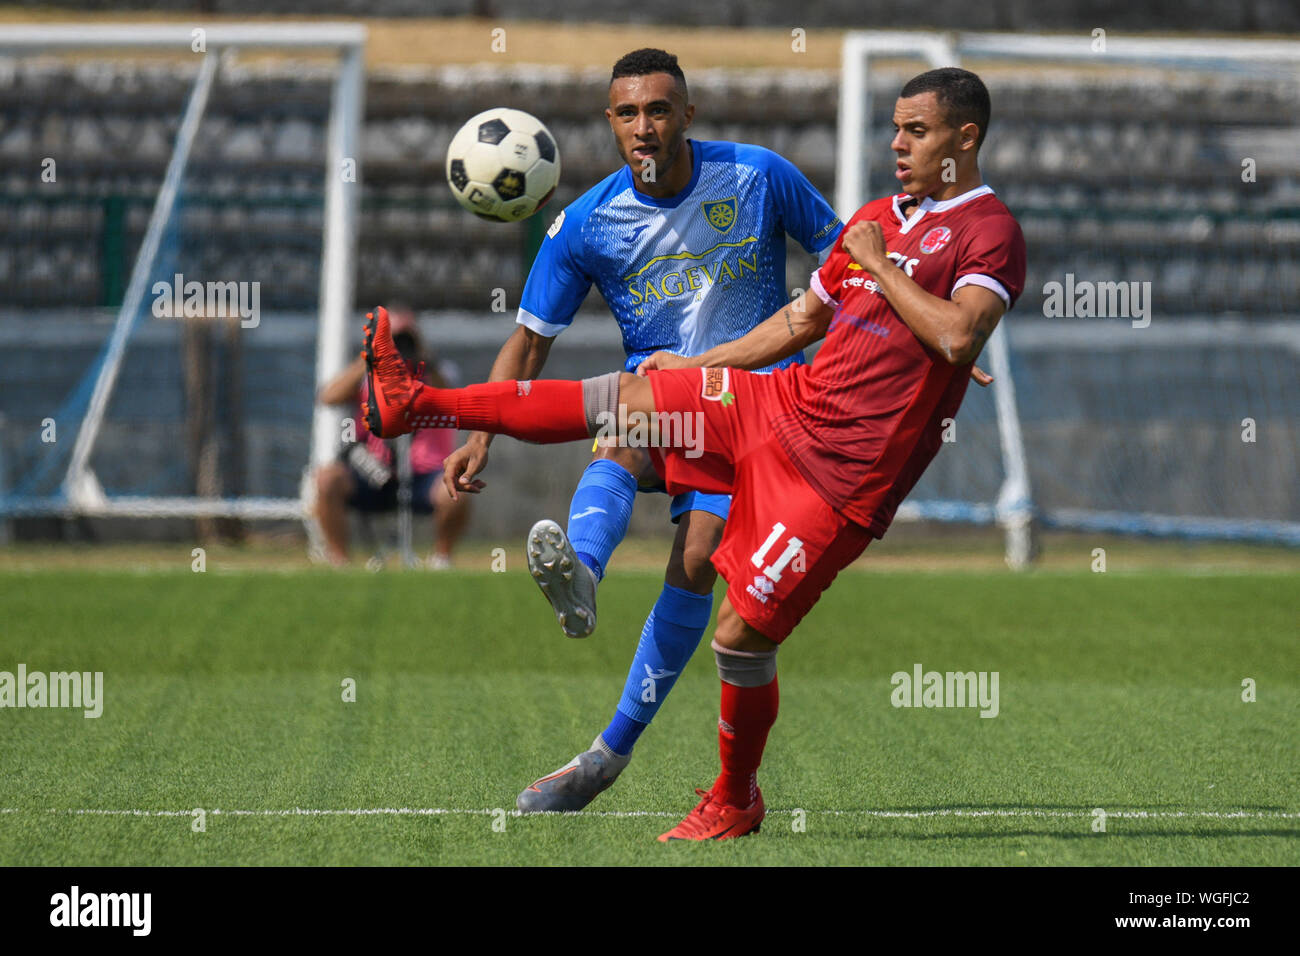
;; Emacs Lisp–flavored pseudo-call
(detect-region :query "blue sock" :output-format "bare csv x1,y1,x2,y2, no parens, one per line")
601,584,714,755
603,711,644,756
566,459,637,582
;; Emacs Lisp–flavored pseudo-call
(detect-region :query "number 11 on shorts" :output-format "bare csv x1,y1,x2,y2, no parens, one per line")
751,522,803,583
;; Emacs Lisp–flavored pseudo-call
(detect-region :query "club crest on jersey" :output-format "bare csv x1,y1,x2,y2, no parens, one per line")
701,198,737,234
919,226,952,254
701,367,731,402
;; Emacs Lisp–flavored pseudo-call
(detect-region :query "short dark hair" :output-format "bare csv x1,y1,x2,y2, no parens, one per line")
610,48,688,99
899,67,991,148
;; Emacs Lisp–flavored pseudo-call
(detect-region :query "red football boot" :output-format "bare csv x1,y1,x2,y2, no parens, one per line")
657,787,765,842
362,306,416,437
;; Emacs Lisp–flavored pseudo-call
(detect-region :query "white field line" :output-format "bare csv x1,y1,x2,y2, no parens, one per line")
1,807,1297,820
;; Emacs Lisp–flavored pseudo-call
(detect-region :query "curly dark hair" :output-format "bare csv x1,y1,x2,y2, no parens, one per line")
899,68,991,149
610,48,688,98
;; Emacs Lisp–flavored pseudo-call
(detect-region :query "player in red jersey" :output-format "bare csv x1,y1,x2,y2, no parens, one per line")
362,67,1025,841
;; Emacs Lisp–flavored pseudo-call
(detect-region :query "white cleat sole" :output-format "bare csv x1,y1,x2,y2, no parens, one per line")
526,519,597,638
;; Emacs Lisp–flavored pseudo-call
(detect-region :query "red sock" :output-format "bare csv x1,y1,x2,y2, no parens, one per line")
714,676,779,808
408,379,589,443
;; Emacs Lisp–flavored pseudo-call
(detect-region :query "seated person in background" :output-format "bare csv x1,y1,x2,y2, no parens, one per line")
314,304,470,568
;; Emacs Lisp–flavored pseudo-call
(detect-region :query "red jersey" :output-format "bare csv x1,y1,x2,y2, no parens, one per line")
770,184,1026,535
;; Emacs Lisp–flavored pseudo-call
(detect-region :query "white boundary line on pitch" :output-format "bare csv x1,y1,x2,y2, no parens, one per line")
2,808,1298,820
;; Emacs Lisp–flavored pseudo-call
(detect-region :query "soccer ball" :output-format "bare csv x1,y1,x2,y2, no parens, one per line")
445,108,561,222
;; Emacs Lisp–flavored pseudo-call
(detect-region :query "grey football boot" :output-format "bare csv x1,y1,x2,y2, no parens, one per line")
516,735,632,813
526,519,598,638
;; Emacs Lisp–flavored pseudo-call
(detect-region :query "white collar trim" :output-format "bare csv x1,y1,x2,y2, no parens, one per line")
893,184,995,234
921,183,994,213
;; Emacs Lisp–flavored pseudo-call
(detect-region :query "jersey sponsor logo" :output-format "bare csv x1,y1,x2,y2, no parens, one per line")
843,274,886,298
846,253,918,276
812,217,842,243
701,197,737,233
919,226,952,254
886,251,919,276
844,274,875,290
623,237,761,306
829,309,891,339
624,223,650,244
546,209,565,239
701,367,731,402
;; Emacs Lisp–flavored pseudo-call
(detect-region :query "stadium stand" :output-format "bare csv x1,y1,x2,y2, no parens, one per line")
1,57,1296,536
15,0,1300,32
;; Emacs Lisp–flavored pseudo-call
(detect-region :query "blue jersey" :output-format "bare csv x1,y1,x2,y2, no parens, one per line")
517,140,842,373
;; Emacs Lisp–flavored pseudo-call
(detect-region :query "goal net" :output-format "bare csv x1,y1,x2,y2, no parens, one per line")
838,32,1300,562
0,24,364,525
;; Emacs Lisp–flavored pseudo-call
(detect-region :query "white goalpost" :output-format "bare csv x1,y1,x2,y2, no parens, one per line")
0,23,365,521
837,31,1300,563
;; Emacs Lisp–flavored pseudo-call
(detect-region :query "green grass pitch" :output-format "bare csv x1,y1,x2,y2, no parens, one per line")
0,564,1296,865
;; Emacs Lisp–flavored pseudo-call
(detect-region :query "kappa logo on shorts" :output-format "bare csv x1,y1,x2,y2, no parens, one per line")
701,367,733,404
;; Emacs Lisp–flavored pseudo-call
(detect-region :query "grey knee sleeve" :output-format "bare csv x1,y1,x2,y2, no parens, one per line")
713,639,778,687
581,371,621,436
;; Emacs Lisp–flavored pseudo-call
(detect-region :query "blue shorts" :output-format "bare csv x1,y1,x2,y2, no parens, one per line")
667,490,731,523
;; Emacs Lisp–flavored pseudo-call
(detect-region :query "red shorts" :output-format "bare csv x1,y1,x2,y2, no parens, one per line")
646,367,873,642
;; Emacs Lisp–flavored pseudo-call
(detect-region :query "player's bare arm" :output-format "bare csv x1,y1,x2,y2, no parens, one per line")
316,354,366,406
842,218,1005,365
637,282,996,383
636,289,833,375
442,325,555,499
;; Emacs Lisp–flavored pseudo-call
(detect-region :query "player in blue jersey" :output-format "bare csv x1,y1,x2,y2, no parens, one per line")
440,49,842,812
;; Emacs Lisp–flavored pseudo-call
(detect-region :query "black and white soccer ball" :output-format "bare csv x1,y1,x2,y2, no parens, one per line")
445,108,561,222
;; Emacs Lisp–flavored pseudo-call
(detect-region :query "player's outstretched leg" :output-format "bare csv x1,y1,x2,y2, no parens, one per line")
516,580,714,813
659,600,775,842
362,308,647,444
517,511,719,813
526,519,599,639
